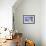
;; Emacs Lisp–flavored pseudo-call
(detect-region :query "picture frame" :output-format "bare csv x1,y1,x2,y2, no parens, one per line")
23,15,35,24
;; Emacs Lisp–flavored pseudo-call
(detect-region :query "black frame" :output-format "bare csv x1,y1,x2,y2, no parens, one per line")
23,15,35,24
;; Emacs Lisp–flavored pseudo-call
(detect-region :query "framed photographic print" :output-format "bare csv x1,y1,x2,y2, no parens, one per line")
23,15,35,24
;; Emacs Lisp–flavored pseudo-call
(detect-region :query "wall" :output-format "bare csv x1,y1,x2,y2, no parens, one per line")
13,0,41,46
0,0,16,30
41,0,46,46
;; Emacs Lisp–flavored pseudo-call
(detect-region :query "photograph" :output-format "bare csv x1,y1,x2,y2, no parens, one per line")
23,15,35,24
0,0,46,46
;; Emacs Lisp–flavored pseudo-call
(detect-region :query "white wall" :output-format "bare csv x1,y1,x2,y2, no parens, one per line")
41,0,46,46
0,0,16,30
13,0,41,46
